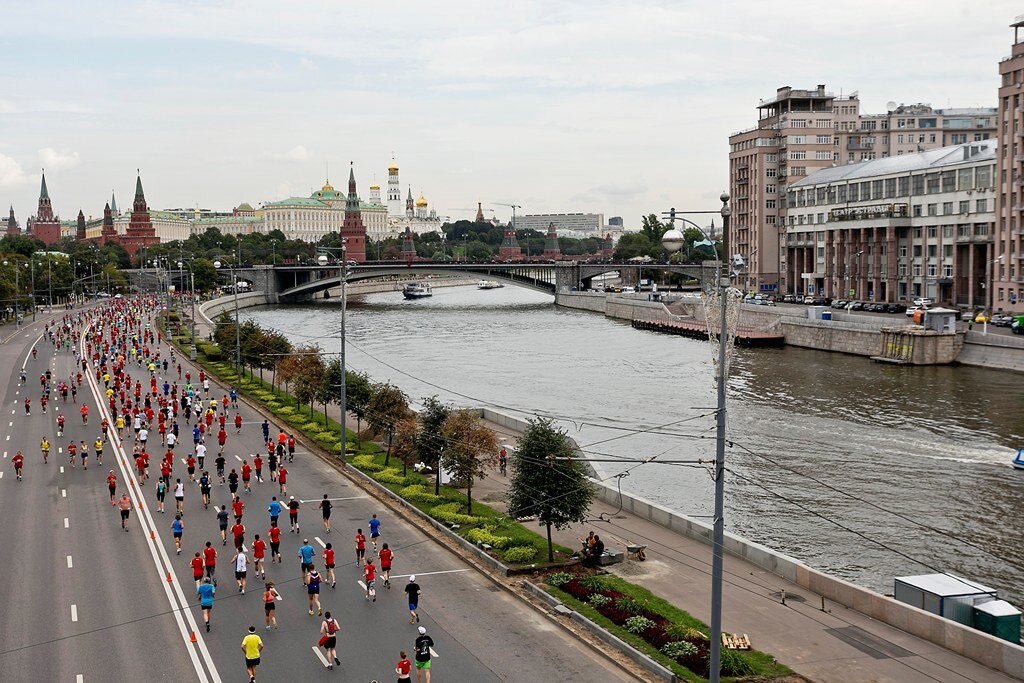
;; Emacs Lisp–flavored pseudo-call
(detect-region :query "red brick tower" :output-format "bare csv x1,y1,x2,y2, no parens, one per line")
497,224,523,261
119,172,160,258
401,226,418,261
98,202,117,245
475,201,485,222
76,209,87,241
30,172,61,245
341,163,367,262
6,205,18,235
541,221,561,259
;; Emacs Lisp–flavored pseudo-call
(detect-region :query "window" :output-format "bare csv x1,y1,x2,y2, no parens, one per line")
976,165,992,187
927,244,937,257
943,243,953,256
790,119,806,128
817,246,825,258
766,184,776,194
930,133,936,143
913,204,922,217
914,227,922,238
766,153,778,162
913,245,923,257
958,224,970,237
943,225,954,238
942,202,953,215
974,223,988,236
919,134,926,143
766,199,776,208
943,264,953,278
766,168,777,177
926,174,940,193
912,175,924,195
898,177,910,196
790,135,806,144
816,119,831,128
951,134,967,144
790,151,807,160
941,171,956,192
872,180,884,198
927,264,937,277
816,135,832,144
817,213,825,224
913,264,922,276
860,181,871,199
899,265,908,276
837,185,847,202
849,185,859,201
815,151,831,160
976,199,988,212
927,227,937,238
885,178,897,198
897,134,905,143
927,204,938,216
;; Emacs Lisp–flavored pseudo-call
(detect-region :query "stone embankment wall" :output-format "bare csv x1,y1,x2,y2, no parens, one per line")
958,330,1024,372
476,405,1024,679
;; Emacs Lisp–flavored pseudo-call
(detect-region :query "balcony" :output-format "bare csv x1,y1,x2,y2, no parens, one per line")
847,141,875,150
736,163,749,171
736,178,749,185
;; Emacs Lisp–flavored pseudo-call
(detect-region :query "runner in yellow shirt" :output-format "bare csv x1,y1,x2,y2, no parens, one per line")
240,626,264,682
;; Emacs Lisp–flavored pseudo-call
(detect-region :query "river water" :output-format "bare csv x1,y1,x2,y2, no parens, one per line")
245,285,1024,604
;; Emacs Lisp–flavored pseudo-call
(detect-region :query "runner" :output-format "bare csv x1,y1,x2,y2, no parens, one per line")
277,464,288,494
240,625,263,683
106,470,117,504
305,564,323,616
196,441,207,470
405,576,421,623
315,534,339,588
173,478,185,515
396,651,413,683
287,496,300,533
94,437,104,466
117,493,132,531
414,626,434,683
56,414,65,437
319,494,332,533
80,403,88,424
79,440,89,470
252,534,266,579
298,538,316,580
40,437,50,464
186,453,196,481
203,541,218,585
172,514,184,554
368,512,382,550
155,479,167,514
190,551,205,589
241,459,252,494
319,611,341,670
217,505,230,545
231,519,246,552
12,451,24,481
197,577,215,632
268,523,282,564
215,452,225,485
24,398,30,415
232,496,245,523
232,548,249,594
287,434,296,462
262,581,280,630
363,557,377,602
267,449,277,482
199,471,212,509
234,411,242,434
354,528,366,567
252,454,263,483
67,440,76,468
227,468,239,499
379,543,394,589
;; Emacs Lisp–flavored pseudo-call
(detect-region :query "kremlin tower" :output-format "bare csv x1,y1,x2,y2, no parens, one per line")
6,206,18,235
340,163,367,262
497,223,523,261
386,159,401,216
98,202,117,245
405,187,414,219
29,172,61,245
475,202,485,222
118,172,160,257
76,210,87,240
541,222,561,259
401,226,418,261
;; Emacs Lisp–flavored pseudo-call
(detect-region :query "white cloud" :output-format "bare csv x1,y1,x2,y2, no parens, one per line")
38,147,80,170
0,154,30,188
299,57,318,71
264,146,313,162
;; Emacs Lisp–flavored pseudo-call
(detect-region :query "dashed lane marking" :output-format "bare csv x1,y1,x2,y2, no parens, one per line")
70,604,78,622
64,518,69,528
314,536,326,548
299,496,367,503
67,555,73,569
234,455,242,462
390,569,471,579
310,646,331,669
60,466,64,473
61,489,66,498
76,675,83,683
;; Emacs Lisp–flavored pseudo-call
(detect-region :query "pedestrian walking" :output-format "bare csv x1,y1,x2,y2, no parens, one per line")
172,514,184,554
414,626,434,682
240,625,263,682
405,576,421,623
118,493,132,531
197,577,215,632
263,581,279,630
318,611,341,670
306,565,323,616
319,494,332,533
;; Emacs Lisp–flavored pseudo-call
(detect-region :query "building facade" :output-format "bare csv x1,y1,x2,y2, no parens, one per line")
786,142,996,307
27,173,62,245
729,85,996,294
994,19,1024,313
118,174,161,257
512,212,605,233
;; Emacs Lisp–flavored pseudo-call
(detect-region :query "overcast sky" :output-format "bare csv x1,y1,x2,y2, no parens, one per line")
0,0,1018,227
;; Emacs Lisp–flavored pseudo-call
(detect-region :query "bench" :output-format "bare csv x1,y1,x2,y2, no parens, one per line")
597,549,624,566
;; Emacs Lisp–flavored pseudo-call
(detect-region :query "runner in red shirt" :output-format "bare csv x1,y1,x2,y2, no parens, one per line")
231,521,246,551
287,434,296,462
190,551,205,589
278,466,288,494
186,454,197,481
106,470,117,504
160,460,172,485
324,543,336,588
68,441,77,468
232,497,245,522
202,541,218,586
252,535,267,579
378,543,394,589
12,451,24,481
253,455,263,483
217,428,227,452
268,524,282,563
240,460,252,494
136,454,147,481
363,558,377,602
354,529,367,567
395,653,412,682
234,413,242,434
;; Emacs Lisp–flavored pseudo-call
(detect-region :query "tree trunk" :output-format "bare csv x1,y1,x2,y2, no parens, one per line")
355,417,362,447
384,431,393,467
546,521,554,563
467,476,473,515
272,367,277,394
434,462,441,496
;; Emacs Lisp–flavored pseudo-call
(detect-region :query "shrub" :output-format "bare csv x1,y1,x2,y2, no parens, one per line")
625,616,656,634
502,546,537,563
587,593,611,607
372,468,407,485
304,421,323,433
465,528,513,549
615,597,647,615
547,572,574,588
351,455,385,472
578,575,609,592
662,641,699,659
596,602,634,625
718,648,756,677
398,484,444,505
560,579,595,601
665,624,708,642
276,407,295,416
430,502,481,526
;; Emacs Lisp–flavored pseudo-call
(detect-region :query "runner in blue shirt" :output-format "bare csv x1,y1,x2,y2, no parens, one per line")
172,515,185,555
368,513,382,551
298,539,316,580
197,577,215,631
268,498,282,527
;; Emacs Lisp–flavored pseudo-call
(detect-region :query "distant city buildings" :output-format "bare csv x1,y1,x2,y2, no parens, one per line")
512,212,605,233
994,18,1024,313
608,216,623,227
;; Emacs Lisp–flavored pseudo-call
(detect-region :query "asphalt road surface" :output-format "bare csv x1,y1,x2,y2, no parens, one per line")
0,303,638,682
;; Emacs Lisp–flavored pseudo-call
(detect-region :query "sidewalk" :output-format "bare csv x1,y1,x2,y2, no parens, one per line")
473,421,1016,683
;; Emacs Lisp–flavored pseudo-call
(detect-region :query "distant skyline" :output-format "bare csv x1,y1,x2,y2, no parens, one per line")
0,0,1018,227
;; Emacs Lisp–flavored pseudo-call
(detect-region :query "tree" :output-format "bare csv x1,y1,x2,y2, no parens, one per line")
392,417,419,476
192,258,219,292
439,410,499,515
414,395,452,495
507,418,594,562
367,383,410,466
345,370,373,446
319,358,342,425
262,330,293,392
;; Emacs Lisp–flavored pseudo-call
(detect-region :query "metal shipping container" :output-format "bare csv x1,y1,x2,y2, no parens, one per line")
973,600,1021,644
894,574,998,627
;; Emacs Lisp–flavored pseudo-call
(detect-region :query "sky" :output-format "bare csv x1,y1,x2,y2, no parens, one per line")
0,0,1019,227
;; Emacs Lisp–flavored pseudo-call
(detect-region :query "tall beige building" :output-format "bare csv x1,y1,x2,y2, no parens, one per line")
994,18,1024,313
729,86,996,294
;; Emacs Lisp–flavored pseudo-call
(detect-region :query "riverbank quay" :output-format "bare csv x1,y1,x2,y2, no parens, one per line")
475,409,1024,683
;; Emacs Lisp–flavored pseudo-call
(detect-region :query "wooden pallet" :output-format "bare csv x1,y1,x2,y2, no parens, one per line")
721,633,751,650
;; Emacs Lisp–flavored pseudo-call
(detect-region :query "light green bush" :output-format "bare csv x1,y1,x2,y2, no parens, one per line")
661,641,698,658
625,616,656,634
352,455,385,472
547,572,575,588
502,545,538,563
465,527,513,549
372,468,407,485
430,502,481,526
398,484,444,505
587,593,612,607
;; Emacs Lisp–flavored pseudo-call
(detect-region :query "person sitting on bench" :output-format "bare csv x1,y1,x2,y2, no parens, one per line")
582,534,605,567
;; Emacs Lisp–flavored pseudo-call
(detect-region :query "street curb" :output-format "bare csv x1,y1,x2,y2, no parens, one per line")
521,580,678,683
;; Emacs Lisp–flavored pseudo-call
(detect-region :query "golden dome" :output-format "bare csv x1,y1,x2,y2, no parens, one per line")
415,194,428,207
388,162,399,172
369,183,380,190
321,180,335,192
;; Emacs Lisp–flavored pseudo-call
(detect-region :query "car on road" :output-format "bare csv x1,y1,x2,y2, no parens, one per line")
913,298,934,307
974,311,991,323
849,301,865,311
782,295,796,303
991,314,1015,327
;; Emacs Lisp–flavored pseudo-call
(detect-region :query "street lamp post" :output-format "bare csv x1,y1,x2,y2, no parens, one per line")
214,259,242,371
3,260,20,326
662,193,731,683
178,260,198,360
29,258,35,321
318,241,350,465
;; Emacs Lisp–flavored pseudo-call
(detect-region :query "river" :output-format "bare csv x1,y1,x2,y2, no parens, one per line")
244,285,1024,605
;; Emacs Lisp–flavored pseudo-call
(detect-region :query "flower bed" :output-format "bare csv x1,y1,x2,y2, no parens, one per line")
545,571,791,682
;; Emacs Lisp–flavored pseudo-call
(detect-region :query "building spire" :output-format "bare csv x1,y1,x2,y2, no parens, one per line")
110,190,118,214
134,170,145,204
40,170,49,200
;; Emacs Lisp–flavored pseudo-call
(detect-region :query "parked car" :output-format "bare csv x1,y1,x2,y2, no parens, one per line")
794,295,805,304
992,314,1015,327
885,303,906,314
913,297,934,307
831,300,848,309
782,295,796,304
850,301,865,311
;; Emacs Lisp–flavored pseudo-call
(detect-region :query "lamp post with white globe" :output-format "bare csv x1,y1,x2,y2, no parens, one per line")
317,239,351,464
214,259,242,371
661,192,732,683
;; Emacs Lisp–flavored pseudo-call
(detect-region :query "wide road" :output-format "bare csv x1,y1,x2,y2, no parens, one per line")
0,301,639,683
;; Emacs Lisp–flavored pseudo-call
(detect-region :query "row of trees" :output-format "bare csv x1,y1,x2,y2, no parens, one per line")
613,214,723,262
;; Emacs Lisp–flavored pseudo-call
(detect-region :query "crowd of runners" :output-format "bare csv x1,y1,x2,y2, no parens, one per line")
10,296,439,683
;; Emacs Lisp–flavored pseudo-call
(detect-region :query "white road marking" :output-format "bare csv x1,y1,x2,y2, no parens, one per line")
2,452,5,459
299,496,367,503
70,604,78,622
60,466,64,473
310,646,331,668
5,435,8,441
59,447,63,453
430,647,440,659
67,555,73,568
8,422,11,427
0,472,3,479
391,569,471,579
234,454,242,462
9,409,12,414
314,536,326,548
357,580,366,590
61,489,67,498
64,518,69,528
76,675,83,683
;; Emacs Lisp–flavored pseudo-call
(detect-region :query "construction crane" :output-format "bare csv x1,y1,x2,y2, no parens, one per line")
494,203,530,256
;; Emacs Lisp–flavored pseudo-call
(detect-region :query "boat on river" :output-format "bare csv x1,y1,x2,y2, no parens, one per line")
1012,448,1024,470
477,280,504,290
402,282,433,299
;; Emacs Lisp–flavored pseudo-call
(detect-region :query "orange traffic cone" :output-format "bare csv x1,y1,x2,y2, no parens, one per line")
189,631,197,643
165,571,173,583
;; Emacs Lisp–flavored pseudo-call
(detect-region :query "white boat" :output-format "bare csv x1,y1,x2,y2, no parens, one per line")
477,280,504,290
402,282,433,299
1012,448,1024,470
